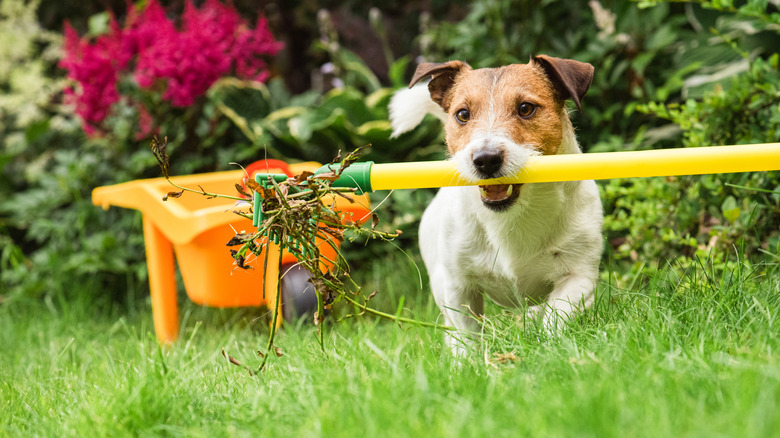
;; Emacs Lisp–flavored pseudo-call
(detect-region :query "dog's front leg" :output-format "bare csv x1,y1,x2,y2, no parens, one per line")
534,273,597,331
438,292,484,357
429,269,484,356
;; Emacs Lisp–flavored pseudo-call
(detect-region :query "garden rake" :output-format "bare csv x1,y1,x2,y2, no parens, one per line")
253,142,780,224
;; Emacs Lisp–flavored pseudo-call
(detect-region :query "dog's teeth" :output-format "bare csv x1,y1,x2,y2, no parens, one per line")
479,187,488,197
506,185,513,197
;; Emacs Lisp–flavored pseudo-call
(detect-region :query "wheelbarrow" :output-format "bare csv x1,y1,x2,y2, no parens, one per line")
92,160,371,343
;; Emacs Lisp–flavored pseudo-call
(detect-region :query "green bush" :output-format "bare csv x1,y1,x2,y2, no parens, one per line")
602,1,780,274
210,78,444,165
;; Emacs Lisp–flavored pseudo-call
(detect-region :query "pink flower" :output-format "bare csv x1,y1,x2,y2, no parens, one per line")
134,0,282,107
234,16,284,82
59,20,124,133
121,0,174,65
59,0,282,134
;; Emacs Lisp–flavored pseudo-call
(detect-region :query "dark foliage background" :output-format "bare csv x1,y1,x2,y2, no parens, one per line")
1,0,778,303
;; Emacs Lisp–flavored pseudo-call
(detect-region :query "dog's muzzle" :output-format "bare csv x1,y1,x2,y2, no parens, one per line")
471,147,523,210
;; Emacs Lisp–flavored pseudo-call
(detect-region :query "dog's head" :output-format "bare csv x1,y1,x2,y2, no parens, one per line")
410,55,594,211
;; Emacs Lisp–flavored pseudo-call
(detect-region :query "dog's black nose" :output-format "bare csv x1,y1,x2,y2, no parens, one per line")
472,148,504,178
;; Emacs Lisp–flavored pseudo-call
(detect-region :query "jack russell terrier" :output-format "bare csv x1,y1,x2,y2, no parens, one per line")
389,55,604,354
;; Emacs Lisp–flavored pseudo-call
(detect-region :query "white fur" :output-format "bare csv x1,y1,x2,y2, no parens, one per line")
389,85,603,356
389,84,447,138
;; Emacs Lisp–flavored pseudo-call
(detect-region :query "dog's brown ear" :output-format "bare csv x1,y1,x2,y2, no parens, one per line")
409,61,470,111
532,55,594,111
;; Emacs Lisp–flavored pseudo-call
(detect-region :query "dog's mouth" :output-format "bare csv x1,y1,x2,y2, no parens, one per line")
478,183,523,211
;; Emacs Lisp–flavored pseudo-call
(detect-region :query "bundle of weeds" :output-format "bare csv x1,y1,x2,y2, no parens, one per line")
150,136,447,372
237,146,403,326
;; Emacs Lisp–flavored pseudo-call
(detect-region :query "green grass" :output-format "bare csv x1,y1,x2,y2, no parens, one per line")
1,251,779,437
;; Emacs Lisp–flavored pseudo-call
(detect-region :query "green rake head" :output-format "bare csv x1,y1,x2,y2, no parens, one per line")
252,161,374,227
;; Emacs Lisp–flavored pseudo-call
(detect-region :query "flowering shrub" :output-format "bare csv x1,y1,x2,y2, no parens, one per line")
59,0,282,135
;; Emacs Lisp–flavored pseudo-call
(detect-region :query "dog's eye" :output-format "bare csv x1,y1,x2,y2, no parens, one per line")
517,102,537,118
455,109,470,124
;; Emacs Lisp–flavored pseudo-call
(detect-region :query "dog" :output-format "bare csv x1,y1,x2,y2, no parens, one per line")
389,55,604,355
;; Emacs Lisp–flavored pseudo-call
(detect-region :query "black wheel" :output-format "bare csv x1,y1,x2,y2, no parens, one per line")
279,263,318,321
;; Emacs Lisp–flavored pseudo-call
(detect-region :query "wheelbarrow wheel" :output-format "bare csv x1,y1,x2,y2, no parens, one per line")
279,264,318,321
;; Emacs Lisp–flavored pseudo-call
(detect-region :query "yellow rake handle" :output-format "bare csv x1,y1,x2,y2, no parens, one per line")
368,143,780,190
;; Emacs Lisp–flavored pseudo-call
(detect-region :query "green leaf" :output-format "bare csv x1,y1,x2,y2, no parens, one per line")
355,120,392,144
389,56,411,88
723,207,741,223
721,196,741,223
209,79,272,123
288,115,314,142
87,12,110,37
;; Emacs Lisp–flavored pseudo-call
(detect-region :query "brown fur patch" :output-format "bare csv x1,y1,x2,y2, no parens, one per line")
442,63,567,157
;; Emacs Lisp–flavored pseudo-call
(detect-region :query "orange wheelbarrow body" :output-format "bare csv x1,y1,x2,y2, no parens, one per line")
92,162,371,343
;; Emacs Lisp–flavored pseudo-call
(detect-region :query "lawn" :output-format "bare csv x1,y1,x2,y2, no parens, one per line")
2,251,779,437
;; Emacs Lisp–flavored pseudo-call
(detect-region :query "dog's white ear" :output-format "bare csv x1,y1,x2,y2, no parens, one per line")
532,55,594,111
409,61,471,112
